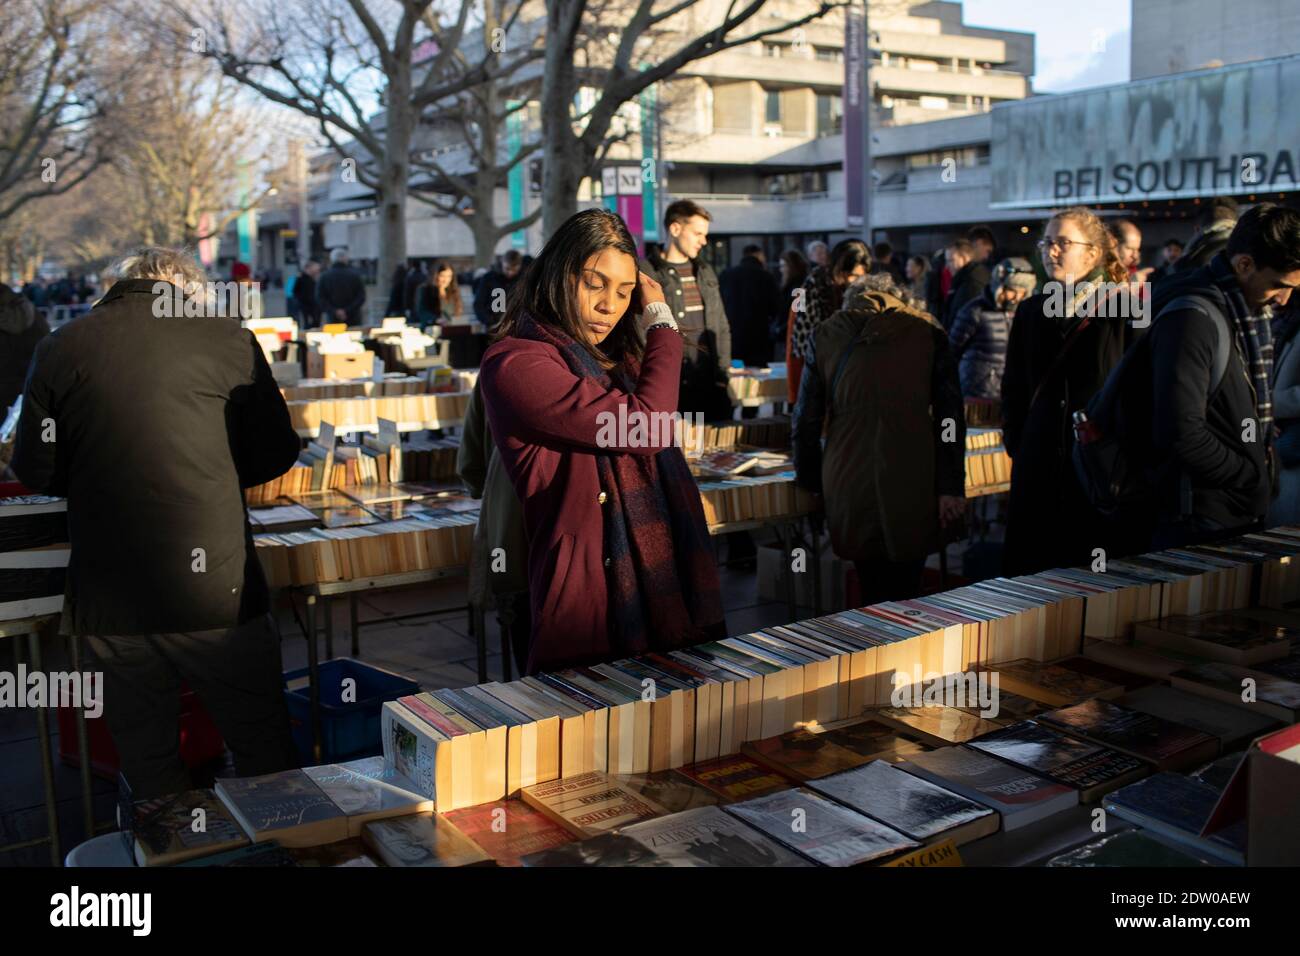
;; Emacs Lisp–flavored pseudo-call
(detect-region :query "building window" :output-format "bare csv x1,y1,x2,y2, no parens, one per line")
816,92,843,136
764,42,782,58
814,46,842,62
765,90,781,123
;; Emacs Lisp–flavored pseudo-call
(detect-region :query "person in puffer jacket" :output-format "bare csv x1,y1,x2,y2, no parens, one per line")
948,257,1036,400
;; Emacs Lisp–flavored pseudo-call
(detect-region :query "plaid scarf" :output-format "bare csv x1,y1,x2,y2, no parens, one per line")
1210,253,1274,442
514,313,726,656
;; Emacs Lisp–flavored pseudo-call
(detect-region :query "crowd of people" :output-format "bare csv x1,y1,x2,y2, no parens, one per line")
3,193,1299,798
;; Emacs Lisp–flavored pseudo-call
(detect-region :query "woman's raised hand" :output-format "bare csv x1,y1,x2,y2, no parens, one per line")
638,271,667,307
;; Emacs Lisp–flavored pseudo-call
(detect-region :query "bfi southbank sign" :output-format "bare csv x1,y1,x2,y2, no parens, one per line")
990,54,1300,209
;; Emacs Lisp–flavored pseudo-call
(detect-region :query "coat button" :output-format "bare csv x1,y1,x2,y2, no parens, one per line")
597,491,607,504
604,558,611,567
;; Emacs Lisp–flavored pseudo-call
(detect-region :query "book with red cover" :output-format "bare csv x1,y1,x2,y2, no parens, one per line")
675,754,792,802
444,799,575,866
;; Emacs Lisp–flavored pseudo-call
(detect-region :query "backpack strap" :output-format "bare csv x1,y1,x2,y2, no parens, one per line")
1162,294,1232,397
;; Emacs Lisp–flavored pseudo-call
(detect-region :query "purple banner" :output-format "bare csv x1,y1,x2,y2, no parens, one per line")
844,5,865,230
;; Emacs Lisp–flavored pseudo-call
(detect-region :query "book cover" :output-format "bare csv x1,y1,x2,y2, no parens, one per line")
870,705,1003,747
361,813,492,867
808,760,997,844
967,720,1148,798
978,659,1123,707
619,805,812,867
899,746,1078,830
817,718,928,760
444,799,575,866
214,770,349,847
1135,613,1295,665
613,771,722,814
518,832,667,867
304,757,432,834
130,789,248,866
722,787,919,866
519,772,666,838
1102,773,1246,865
1037,698,1218,772
740,728,876,782
1118,685,1278,754
674,754,792,802
1170,661,1300,722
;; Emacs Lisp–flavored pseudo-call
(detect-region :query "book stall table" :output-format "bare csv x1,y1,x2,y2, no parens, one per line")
294,419,465,440
0,613,64,864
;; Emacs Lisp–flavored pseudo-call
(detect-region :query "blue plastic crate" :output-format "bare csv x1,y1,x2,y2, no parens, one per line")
283,658,420,765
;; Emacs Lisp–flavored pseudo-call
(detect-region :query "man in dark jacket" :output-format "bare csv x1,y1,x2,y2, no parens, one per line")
719,244,781,368
640,199,733,421
292,259,321,329
942,238,991,331
1147,203,1300,547
318,248,367,324
12,247,302,798
0,283,49,413
473,250,523,329
793,274,965,603
402,259,427,320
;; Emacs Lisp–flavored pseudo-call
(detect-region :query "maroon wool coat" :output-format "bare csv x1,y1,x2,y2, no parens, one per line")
479,325,690,673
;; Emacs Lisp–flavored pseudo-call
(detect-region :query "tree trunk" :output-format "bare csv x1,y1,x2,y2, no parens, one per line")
470,203,499,269
377,73,413,325
541,0,584,237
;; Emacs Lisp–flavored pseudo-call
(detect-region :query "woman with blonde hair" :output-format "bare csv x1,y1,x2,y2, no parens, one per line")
1000,207,1136,575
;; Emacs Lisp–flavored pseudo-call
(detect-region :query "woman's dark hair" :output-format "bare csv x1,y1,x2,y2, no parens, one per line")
907,254,929,275
781,249,809,291
828,238,871,286
1226,203,1300,274
421,259,463,316
495,208,644,368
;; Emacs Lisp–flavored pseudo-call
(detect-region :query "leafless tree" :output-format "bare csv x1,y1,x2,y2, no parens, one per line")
0,0,117,224
190,0,544,297
540,0,844,234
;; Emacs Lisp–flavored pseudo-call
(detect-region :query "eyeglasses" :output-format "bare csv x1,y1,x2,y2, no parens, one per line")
1038,237,1096,254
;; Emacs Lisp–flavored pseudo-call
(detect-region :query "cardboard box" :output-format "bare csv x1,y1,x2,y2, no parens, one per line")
307,348,375,380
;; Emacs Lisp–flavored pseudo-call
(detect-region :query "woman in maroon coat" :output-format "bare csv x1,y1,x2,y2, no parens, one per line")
480,210,727,673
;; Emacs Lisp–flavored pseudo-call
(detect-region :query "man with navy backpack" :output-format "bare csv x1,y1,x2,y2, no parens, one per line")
1143,204,1300,547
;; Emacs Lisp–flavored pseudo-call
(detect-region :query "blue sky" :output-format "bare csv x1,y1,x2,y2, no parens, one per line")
960,0,1132,92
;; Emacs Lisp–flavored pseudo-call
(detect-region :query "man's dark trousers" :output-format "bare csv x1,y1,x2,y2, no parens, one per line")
85,614,299,799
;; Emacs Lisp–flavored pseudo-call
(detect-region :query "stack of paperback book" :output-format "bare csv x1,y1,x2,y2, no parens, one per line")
287,391,470,434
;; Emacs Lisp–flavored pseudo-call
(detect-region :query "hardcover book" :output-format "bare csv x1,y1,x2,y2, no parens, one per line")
740,728,877,782
613,771,722,814
870,705,1003,748
1102,773,1246,866
304,756,433,835
1135,612,1296,665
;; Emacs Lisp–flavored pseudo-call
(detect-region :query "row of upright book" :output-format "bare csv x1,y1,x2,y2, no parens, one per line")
280,375,436,401
287,392,470,434
126,665,1300,866
369,529,1300,822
